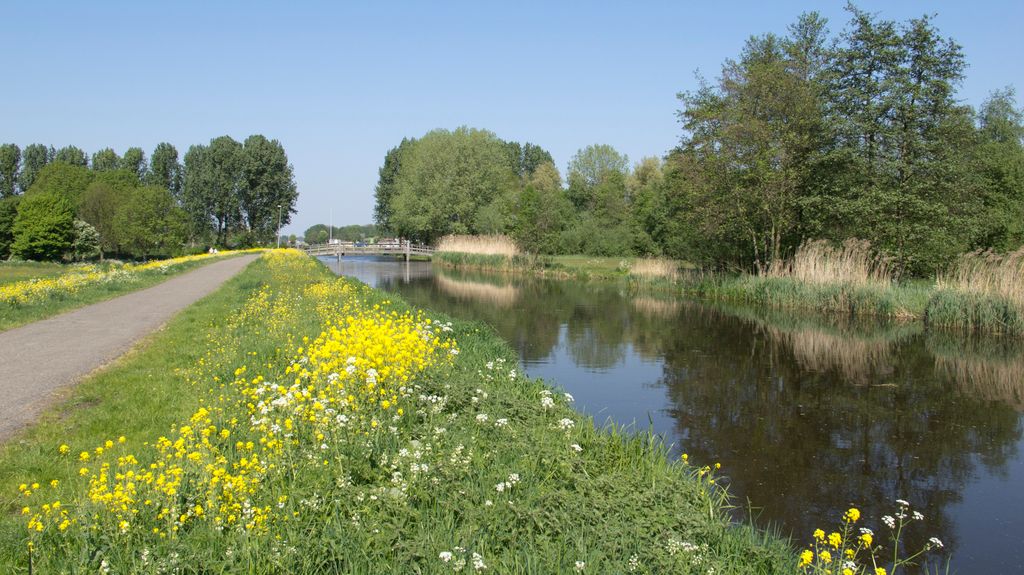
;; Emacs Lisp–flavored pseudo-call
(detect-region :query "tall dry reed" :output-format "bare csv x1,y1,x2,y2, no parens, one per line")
766,239,892,286
629,258,680,280
436,234,520,257
937,248,1024,310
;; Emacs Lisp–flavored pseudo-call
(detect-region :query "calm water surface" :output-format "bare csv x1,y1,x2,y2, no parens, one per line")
325,256,1024,574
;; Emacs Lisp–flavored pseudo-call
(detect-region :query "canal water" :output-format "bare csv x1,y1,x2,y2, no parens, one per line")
324,256,1024,574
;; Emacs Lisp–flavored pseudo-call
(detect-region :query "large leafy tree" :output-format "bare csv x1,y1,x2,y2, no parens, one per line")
183,136,243,245
11,192,75,260
389,127,519,243
373,138,416,232
146,142,183,197
0,144,20,197
26,162,95,206
112,185,188,258
53,145,88,167
18,144,51,193
972,88,1024,251
0,196,20,258
78,170,140,257
121,147,147,180
91,148,121,171
809,7,975,275
565,144,629,210
677,30,825,268
239,135,297,243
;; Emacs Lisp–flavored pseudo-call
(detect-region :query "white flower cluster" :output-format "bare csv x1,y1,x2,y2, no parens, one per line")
556,418,575,431
495,472,521,493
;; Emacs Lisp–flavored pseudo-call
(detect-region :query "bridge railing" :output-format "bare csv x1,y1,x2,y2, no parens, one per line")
302,241,435,258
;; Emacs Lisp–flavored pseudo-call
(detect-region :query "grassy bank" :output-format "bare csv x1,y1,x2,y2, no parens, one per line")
1,250,795,574
437,239,1024,336
0,251,257,332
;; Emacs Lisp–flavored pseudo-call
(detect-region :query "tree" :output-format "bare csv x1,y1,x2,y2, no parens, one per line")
566,144,629,210
0,144,20,197
677,31,825,268
70,219,100,261
240,135,297,244
91,148,121,171
373,138,416,232
122,147,147,180
389,127,520,243
53,145,88,167
79,176,134,258
809,6,976,275
0,196,20,258
18,144,51,193
11,192,75,260
146,142,183,197
26,162,95,206
973,88,1024,250
182,144,214,242
304,224,329,244
113,185,187,258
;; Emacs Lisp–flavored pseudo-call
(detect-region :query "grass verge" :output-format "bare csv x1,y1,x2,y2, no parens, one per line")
0,252,253,332
0,262,66,286
1,250,794,574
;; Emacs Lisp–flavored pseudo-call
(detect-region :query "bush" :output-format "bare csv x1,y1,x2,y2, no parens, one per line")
11,192,74,261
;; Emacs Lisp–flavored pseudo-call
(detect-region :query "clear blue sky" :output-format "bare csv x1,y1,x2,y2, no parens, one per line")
3,1,1021,235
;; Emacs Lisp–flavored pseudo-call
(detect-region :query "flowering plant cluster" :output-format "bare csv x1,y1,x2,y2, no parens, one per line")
799,500,944,574
1,249,260,306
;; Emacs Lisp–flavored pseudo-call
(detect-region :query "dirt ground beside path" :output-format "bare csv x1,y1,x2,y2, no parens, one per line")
0,254,261,442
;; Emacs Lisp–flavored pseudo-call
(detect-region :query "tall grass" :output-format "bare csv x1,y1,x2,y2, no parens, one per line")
926,249,1024,335
629,258,680,281
436,234,520,256
765,239,892,286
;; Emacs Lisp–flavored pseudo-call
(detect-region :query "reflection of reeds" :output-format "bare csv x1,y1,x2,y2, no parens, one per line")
765,327,895,384
766,239,892,286
435,274,520,307
629,258,680,281
631,297,682,317
436,235,520,256
936,354,1024,411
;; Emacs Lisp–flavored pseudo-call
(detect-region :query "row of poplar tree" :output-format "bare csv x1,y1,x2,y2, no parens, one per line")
373,7,1024,277
0,135,297,261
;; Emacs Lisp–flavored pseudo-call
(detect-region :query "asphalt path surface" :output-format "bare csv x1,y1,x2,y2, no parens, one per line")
0,254,261,442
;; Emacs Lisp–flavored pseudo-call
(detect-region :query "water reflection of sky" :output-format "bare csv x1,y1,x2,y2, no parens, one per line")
324,256,1024,574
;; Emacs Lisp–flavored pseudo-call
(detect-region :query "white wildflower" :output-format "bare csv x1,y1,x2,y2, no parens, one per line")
896,498,910,507
575,560,586,572
472,552,487,571
882,515,896,529
557,418,575,431
541,396,555,409
571,443,583,453
929,537,944,549
439,551,453,562
564,393,574,402
475,414,489,423
913,511,924,521
494,418,508,428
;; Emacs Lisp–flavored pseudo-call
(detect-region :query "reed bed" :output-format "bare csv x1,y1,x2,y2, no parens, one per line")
436,234,520,257
926,249,1024,335
765,239,893,286
435,273,521,307
629,258,680,281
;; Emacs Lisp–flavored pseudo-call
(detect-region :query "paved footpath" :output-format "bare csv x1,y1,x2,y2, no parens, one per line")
0,254,261,442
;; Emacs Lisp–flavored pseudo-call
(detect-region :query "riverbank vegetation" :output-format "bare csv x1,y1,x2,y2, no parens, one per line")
373,5,1023,282
0,250,258,332
1,250,799,573
0,135,298,262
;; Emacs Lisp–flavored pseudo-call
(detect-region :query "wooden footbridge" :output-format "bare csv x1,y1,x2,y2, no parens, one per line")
303,240,435,261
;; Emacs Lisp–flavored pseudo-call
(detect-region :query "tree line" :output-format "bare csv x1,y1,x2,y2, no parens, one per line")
0,136,297,261
372,6,1024,277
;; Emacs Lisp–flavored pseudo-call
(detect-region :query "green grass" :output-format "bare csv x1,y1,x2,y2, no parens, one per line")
0,253,796,574
0,262,66,286
0,254,246,332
